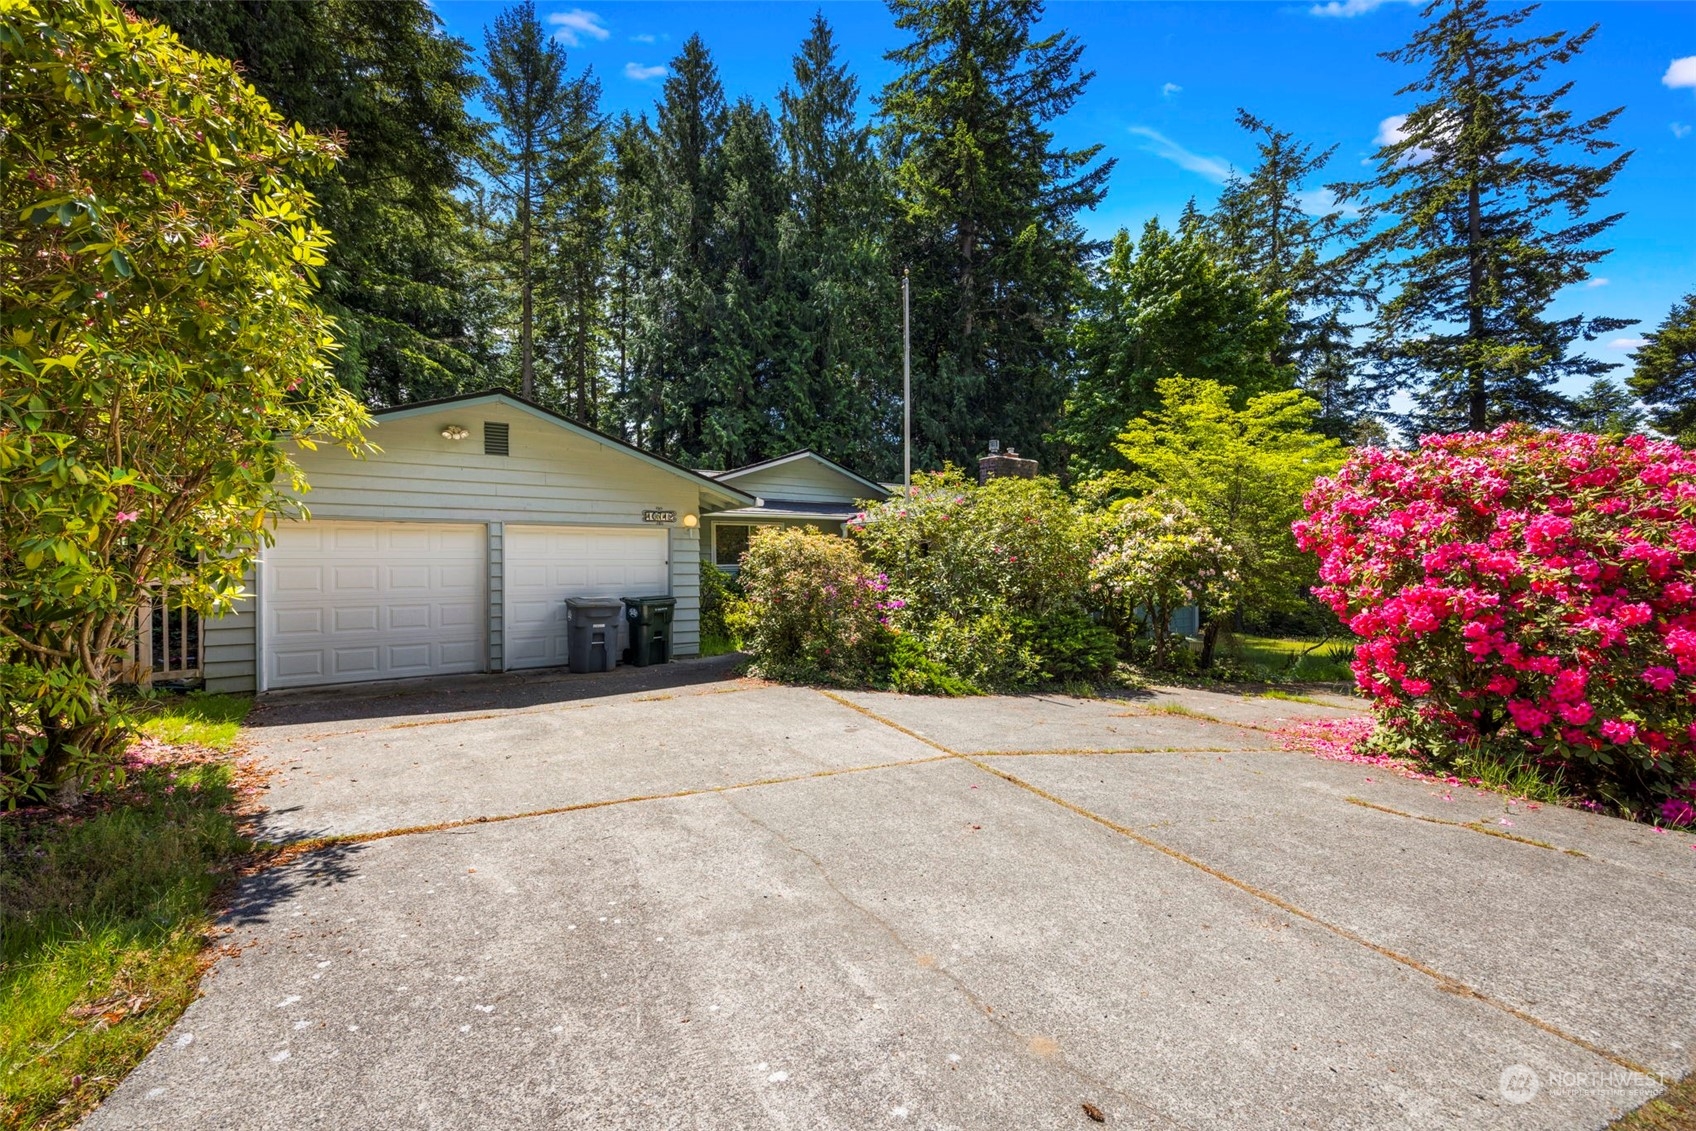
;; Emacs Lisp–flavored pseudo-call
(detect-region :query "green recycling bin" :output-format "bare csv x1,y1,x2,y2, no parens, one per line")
622,595,676,667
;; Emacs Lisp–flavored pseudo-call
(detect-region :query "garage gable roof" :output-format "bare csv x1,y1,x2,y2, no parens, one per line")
371,391,755,509
710,449,889,500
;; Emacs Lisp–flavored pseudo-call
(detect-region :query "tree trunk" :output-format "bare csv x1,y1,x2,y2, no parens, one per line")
1199,618,1221,670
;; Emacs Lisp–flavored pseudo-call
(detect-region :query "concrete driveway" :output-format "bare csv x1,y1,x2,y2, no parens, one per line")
87,660,1695,1130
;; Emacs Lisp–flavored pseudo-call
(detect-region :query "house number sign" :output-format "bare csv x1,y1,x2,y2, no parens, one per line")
642,509,677,524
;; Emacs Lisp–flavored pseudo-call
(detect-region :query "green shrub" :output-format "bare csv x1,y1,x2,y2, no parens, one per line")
736,527,890,684
851,469,1100,626
698,559,745,650
882,633,981,696
1015,610,1120,682
910,610,1041,691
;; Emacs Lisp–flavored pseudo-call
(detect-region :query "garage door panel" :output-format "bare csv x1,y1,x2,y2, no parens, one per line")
386,604,430,631
332,606,380,633
267,522,485,689
504,525,668,671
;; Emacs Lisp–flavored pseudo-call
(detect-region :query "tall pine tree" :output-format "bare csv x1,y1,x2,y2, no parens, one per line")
881,0,1112,468
639,35,730,459
1339,0,1632,432
1213,111,1365,436
1627,294,1696,444
482,1,594,400
778,14,900,478
130,0,487,404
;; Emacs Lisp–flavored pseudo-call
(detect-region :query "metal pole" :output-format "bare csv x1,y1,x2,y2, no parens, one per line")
902,267,911,495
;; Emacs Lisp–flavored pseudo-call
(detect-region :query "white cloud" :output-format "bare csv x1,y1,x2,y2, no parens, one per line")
1161,82,1182,99
1608,338,1649,350
630,33,657,44
1309,0,1410,17
1374,113,1438,164
1297,187,1360,218
548,9,610,47
1127,126,1233,184
1585,277,1610,289
1664,56,1696,89
624,61,667,82
1673,122,1693,139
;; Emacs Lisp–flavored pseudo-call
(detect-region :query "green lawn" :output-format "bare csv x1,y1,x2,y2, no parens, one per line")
134,692,250,751
1228,634,1357,683
1,695,252,1131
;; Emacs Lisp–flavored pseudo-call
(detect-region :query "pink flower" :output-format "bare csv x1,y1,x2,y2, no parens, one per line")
115,511,139,523
1641,666,1678,691
1599,719,1639,744
140,169,158,184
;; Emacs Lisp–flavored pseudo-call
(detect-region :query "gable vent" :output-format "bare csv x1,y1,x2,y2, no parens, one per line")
483,422,510,456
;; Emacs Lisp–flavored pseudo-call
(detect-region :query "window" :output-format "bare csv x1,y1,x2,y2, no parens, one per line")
484,421,509,456
714,523,753,568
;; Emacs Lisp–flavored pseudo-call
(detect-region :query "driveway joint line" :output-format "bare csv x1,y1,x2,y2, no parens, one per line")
254,752,954,854
816,689,1655,1078
1344,796,1589,857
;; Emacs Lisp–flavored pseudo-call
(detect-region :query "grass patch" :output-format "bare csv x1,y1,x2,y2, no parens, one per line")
1610,1072,1696,1130
698,633,744,659
134,693,251,751
1,707,252,1130
1255,689,1325,705
1141,701,1222,722
1229,635,1356,683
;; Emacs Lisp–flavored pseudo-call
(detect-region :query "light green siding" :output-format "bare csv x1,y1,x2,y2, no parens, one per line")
204,401,718,692
202,570,257,693
717,457,879,506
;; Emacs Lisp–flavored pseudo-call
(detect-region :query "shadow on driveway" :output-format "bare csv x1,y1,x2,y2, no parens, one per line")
245,654,752,730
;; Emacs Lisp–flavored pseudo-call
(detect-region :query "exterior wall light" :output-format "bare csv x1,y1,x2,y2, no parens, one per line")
681,513,699,529
440,424,470,441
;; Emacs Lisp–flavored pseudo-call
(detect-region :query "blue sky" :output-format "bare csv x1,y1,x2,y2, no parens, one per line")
431,0,1696,391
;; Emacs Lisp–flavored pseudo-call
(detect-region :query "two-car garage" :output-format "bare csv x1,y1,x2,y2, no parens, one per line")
263,520,672,690
197,388,758,696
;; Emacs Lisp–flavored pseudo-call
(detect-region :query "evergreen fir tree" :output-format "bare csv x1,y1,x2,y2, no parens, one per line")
880,0,1112,468
1627,294,1696,444
130,0,487,404
645,34,730,459
482,0,592,400
1213,110,1366,436
1565,378,1644,436
778,14,900,479
1061,215,1292,478
1338,0,1633,432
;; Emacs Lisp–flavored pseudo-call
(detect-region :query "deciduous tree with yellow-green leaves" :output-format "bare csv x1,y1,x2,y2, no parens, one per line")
0,0,368,801
1085,377,1344,666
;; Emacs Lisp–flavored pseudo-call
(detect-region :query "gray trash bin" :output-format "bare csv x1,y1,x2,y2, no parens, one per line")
565,598,624,673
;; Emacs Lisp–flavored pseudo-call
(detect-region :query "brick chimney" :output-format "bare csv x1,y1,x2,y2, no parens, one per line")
977,440,1038,485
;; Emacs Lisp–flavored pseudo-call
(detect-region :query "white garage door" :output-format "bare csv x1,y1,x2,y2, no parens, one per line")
504,525,669,670
266,522,485,689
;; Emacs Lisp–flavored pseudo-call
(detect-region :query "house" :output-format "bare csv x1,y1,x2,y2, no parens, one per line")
697,450,892,574
201,391,755,693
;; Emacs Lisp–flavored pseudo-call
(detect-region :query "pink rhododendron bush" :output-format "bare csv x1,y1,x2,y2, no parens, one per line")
1296,426,1696,824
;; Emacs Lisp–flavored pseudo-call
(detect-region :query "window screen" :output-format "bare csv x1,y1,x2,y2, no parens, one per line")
484,421,510,456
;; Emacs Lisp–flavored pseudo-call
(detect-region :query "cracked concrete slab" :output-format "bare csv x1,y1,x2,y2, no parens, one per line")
976,750,1696,1080
90,762,1636,1131
253,684,942,840
79,672,1693,1129
826,688,1289,754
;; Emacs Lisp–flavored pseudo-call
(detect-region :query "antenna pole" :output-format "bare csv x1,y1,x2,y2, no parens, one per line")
902,267,911,496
